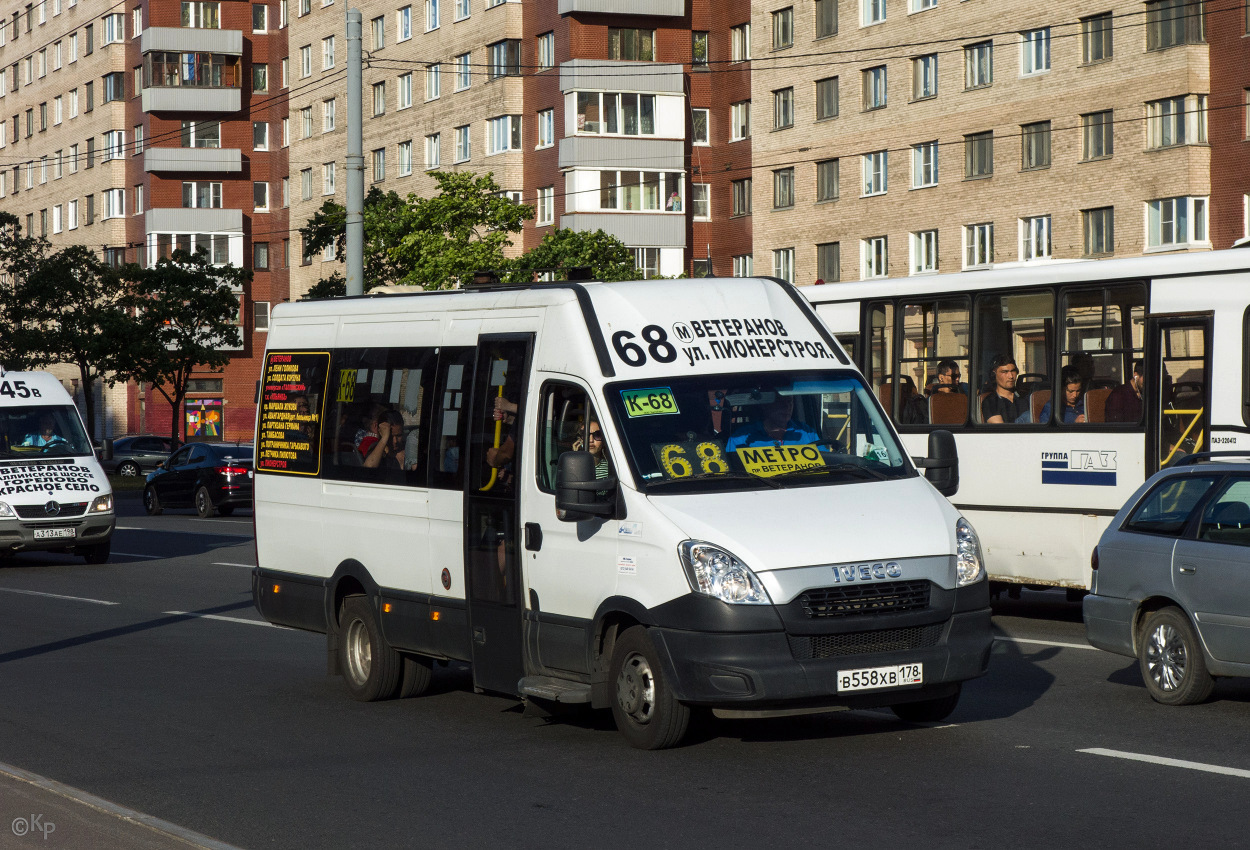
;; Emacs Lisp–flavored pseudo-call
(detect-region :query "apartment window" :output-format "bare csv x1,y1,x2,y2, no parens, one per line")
86,23,94,53
54,41,62,69
861,236,887,279
67,199,77,229
773,248,794,283
455,0,469,20
1082,110,1113,159
39,209,47,238
733,255,753,277
181,1,220,27
537,108,554,148
773,167,794,208
300,45,311,78
398,139,413,175
372,81,386,115
816,76,838,119
911,0,936,10
862,66,886,109
52,204,62,234
372,148,385,181
732,178,751,215
252,3,267,30
731,100,750,140
692,108,709,144
103,12,124,43
39,155,47,182
281,176,289,205
54,96,62,124
692,31,708,66
253,121,269,150
608,27,654,61
1021,121,1050,169
299,0,309,15
912,54,937,99
322,36,335,69
323,98,336,131
964,41,992,89
816,242,839,282
1147,196,1208,247
538,33,554,69
633,248,660,279
912,141,938,187
425,133,440,167
910,230,938,274
323,242,335,262
371,15,385,48
104,129,124,160
772,7,793,49
425,64,439,99
487,115,521,154
489,40,520,77
815,0,837,37
1147,94,1206,148
774,87,794,129
455,53,470,90
964,223,993,267
102,72,124,103
1021,215,1050,261
86,195,94,224
301,106,312,138
425,0,438,30
254,300,270,329
254,181,270,211
69,90,78,117
692,183,710,219
862,150,887,195
965,132,992,178
1083,207,1114,256
731,23,750,61
397,5,411,40
323,161,335,194
86,138,95,167
397,73,411,108
816,158,838,201
70,34,78,63
1081,13,1112,63
103,188,125,219
181,120,221,149
279,0,287,25
247,63,266,93
1021,28,1050,75
454,125,470,161
1146,0,1204,51
536,186,554,225
300,167,312,200
69,144,78,173
576,92,656,135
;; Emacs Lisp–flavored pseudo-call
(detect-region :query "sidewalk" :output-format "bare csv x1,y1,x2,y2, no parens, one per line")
0,763,244,850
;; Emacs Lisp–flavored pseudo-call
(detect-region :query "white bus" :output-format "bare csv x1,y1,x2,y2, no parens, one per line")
805,249,1250,594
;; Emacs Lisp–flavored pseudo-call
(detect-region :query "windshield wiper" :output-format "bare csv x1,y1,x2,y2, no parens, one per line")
646,472,783,490
773,462,891,482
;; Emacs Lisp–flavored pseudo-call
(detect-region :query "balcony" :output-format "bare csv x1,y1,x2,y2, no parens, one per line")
140,26,243,55
559,60,684,94
559,137,683,171
558,0,683,14
145,208,243,235
143,87,240,112
559,213,685,247
144,147,242,173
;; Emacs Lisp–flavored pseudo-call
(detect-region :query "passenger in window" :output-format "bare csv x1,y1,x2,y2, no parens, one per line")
1106,360,1144,423
902,360,963,424
725,392,819,450
573,418,611,479
360,409,406,469
981,355,1026,424
1035,366,1087,424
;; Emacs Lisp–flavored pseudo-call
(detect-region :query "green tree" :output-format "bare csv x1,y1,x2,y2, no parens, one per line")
118,250,248,444
298,187,410,292
509,228,642,283
300,271,346,300
0,212,51,371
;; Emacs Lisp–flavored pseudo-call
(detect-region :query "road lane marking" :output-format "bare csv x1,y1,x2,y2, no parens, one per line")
115,526,252,538
1079,748,1250,779
164,610,283,628
0,588,117,606
111,552,163,559
994,636,1097,651
211,562,256,568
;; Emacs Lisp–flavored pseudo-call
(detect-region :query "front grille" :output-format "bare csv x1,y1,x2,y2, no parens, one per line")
800,580,931,618
787,624,944,660
15,502,88,519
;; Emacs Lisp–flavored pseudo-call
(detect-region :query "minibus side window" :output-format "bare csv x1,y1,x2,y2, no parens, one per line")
1061,284,1145,426
322,347,437,486
973,291,1054,425
535,382,610,493
427,347,475,490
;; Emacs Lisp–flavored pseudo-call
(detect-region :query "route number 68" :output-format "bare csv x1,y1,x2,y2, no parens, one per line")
612,326,677,367
659,442,730,479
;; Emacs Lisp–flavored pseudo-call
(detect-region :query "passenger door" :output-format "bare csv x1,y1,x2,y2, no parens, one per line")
156,446,194,505
1147,316,1210,474
171,444,210,506
1172,476,1250,664
463,335,533,695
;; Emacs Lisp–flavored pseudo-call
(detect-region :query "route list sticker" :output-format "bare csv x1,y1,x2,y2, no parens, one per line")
257,351,330,475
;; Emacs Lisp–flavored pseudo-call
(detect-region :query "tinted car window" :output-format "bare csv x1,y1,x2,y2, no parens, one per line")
134,438,165,452
212,445,253,462
168,446,193,467
1125,475,1220,536
1197,478,1250,546
188,445,211,464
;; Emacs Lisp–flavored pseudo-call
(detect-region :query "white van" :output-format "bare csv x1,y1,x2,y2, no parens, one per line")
0,369,114,563
252,277,992,748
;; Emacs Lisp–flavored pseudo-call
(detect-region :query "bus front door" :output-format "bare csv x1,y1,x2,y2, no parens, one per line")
1148,316,1210,474
463,334,534,696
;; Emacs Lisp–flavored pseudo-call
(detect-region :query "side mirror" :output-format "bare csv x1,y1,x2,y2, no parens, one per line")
101,439,114,462
556,450,617,522
914,429,959,497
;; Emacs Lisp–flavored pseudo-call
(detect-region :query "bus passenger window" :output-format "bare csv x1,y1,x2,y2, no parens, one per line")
897,298,970,426
867,302,895,417
1061,284,1145,426
428,348,475,490
974,291,1054,425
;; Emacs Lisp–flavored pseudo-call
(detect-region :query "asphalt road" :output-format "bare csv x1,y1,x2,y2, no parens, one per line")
2,496,1250,849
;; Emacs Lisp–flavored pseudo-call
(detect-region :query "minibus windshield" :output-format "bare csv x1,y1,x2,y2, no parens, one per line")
605,371,912,493
0,405,94,459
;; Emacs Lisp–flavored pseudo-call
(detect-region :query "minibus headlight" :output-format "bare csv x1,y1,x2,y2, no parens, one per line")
0,501,13,518
89,494,114,513
955,518,984,586
679,541,771,605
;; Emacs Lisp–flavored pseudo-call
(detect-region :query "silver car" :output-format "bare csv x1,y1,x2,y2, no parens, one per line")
1084,456,1250,705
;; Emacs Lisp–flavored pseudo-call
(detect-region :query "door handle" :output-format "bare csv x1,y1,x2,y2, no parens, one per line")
1178,563,1197,574
524,522,543,551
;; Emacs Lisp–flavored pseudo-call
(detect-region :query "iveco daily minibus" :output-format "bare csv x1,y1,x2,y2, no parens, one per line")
251,277,992,748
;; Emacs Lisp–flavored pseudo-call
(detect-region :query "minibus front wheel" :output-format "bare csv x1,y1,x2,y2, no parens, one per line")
339,595,402,701
609,626,690,750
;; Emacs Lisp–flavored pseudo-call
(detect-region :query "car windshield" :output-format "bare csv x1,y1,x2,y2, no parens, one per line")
604,371,912,493
0,405,93,459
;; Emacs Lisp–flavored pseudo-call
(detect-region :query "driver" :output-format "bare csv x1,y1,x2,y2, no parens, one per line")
725,393,819,451
22,414,66,448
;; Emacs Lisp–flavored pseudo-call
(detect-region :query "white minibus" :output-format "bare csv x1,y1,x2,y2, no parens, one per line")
252,276,992,748
805,249,1250,595
0,369,115,563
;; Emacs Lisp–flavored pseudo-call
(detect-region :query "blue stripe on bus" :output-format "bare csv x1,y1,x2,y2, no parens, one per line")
1042,470,1117,486
1041,461,1067,469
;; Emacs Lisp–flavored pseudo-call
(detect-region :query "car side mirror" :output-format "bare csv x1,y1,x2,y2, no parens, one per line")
556,450,618,522
914,429,959,497
101,439,114,462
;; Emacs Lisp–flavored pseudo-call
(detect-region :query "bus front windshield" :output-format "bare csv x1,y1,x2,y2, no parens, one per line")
605,371,912,493
0,406,94,459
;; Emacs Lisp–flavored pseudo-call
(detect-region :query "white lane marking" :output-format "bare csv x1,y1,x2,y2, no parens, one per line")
211,562,256,569
111,551,163,559
1079,748,1250,780
164,610,285,628
115,526,252,537
0,759,247,850
994,636,1097,651
0,588,117,606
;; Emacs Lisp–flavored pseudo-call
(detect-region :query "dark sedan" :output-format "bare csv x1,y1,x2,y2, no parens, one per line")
99,435,180,477
144,443,254,518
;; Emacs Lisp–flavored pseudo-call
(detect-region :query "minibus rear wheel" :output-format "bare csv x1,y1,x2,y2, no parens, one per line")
397,653,433,698
339,595,402,701
609,626,690,750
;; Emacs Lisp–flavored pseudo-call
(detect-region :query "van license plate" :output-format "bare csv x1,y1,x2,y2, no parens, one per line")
837,663,923,692
33,528,75,540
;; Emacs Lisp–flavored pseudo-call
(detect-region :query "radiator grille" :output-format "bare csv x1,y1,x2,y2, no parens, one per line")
800,580,931,618
787,624,944,660
15,502,88,519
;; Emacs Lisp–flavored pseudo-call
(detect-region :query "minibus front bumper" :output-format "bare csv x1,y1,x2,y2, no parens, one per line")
0,514,114,554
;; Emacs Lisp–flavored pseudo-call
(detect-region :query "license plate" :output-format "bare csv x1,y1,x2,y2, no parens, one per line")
33,527,75,540
837,663,923,692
